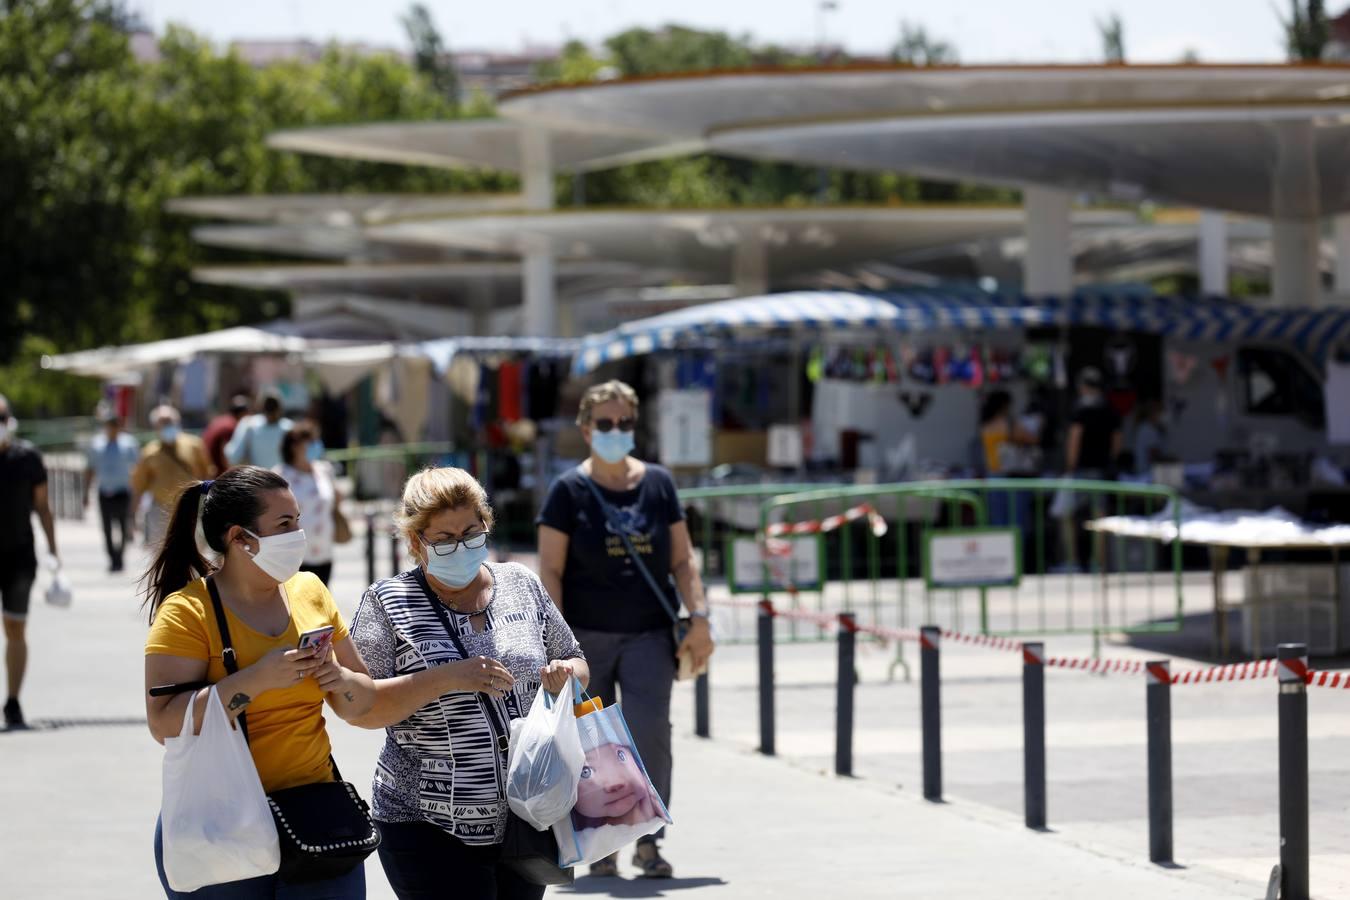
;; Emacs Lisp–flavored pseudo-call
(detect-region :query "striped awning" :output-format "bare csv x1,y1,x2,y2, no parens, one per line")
571,290,1350,374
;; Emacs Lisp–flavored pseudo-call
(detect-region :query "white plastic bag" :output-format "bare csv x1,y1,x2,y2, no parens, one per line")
44,566,71,608
160,687,279,892
506,677,585,830
553,703,672,867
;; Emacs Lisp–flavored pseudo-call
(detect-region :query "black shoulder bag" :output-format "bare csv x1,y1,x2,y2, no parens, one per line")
419,577,574,886
206,577,381,884
580,474,705,680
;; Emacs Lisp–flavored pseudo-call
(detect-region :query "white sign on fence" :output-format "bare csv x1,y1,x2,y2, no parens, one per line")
729,535,823,594
925,528,1021,589
657,389,712,467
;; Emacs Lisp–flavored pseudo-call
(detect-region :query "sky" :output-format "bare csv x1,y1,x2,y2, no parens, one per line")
141,0,1292,63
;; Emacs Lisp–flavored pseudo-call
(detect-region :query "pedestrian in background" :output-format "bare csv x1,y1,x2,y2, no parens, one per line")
142,466,376,899
226,391,293,470
349,466,589,900
1056,367,1123,572
203,393,250,475
83,408,140,572
536,380,714,879
132,405,212,548
275,422,338,585
0,393,59,730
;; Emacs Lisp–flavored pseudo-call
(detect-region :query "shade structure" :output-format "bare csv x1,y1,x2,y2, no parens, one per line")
501,65,1350,216
570,290,1350,374
166,193,525,224
367,206,1132,280
266,119,699,174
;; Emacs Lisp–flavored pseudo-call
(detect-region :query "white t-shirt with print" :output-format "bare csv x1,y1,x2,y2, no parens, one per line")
276,461,336,565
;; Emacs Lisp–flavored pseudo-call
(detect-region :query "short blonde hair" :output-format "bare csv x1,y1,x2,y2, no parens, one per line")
394,467,495,550
576,379,639,426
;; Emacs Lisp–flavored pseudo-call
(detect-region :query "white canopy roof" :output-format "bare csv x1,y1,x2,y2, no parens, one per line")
166,192,525,224
500,65,1350,216
267,119,699,174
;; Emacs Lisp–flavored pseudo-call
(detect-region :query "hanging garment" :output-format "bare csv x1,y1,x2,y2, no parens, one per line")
499,361,524,423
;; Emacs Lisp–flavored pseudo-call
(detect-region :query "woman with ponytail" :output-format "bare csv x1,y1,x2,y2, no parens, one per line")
142,465,375,899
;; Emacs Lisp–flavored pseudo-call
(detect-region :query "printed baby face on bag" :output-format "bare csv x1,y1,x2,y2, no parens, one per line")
572,743,660,828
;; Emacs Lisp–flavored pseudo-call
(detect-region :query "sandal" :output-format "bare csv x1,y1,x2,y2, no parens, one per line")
588,853,619,877
631,843,673,879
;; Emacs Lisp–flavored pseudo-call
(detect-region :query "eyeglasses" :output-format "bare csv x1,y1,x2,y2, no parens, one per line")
422,531,490,556
592,416,636,433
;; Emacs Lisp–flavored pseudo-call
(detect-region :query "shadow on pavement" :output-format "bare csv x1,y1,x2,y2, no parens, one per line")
560,876,728,896
1123,609,1350,668
2,716,147,734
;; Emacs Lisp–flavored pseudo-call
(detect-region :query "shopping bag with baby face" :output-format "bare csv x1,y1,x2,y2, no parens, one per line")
552,701,673,867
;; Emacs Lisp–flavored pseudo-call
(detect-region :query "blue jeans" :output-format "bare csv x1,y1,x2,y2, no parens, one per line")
154,816,366,899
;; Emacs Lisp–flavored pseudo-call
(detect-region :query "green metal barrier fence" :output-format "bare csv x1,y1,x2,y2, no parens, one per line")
682,479,1184,661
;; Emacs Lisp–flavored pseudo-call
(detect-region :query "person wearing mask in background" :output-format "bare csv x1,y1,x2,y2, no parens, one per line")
83,408,141,572
1057,368,1123,572
132,405,212,549
537,380,715,880
203,394,250,475
0,394,59,730
275,423,339,585
1133,398,1169,477
143,466,375,898
226,391,293,471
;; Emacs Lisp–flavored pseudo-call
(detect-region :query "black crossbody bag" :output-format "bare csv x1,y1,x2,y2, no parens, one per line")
418,573,574,886
581,475,704,680
205,577,381,884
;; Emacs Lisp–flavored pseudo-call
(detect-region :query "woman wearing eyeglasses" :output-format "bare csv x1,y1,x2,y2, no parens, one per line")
346,467,589,900
536,380,715,879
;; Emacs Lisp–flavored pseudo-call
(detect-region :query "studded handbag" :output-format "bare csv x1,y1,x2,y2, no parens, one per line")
206,578,381,884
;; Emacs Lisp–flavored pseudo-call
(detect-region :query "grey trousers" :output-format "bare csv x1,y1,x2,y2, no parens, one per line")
571,626,675,842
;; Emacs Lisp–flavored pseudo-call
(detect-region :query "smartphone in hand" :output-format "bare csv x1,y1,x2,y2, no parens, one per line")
297,625,336,659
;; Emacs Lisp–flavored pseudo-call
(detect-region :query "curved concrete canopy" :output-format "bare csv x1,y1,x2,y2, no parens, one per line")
500,66,1350,216
167,193,525,224
190,260,649,292
267,119,699,174
366,206,1132,275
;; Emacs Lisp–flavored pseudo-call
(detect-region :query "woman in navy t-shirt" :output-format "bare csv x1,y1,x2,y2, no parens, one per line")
536,380,714,879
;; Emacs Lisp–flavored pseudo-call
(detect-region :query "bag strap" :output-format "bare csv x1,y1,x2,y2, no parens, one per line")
205,576,249,742
205,575,344,781
414,569,513,751
579,473,681,625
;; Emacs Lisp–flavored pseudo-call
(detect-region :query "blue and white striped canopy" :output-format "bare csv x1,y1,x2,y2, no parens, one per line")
571,290,1350,374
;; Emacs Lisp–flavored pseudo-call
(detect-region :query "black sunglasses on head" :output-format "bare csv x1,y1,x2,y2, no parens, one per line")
592,416,636,433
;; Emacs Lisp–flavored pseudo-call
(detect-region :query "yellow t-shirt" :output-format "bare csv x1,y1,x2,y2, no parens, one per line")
145,572,350,793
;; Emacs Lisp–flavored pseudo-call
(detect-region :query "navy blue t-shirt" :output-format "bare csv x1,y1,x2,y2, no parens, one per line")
535,463,685,634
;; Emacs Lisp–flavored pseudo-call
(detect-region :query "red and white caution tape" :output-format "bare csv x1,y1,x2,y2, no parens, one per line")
765,503,888,539
1045,656,1148,676
939,629,1023,652
1169,659,1278,684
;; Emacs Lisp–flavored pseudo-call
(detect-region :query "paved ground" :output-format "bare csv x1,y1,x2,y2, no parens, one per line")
2,514,1337,898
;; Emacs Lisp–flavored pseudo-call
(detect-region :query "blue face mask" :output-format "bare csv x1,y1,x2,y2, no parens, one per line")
591,429,634,464
159,424,180,443
305,440,324,462
424,542,490,589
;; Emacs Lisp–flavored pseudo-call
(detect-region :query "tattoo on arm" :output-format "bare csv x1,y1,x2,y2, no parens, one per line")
343,691,355,703
227,693,252,712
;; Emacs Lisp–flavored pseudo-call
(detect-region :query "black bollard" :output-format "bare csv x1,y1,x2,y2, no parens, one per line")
1278,643,1310,900
835,612,857,777
1146,660,1173,864
694,670,711,739
390,529,400,579
919,626,942,801
365,513,377,587
757,600,776,756
1023,641,1047,830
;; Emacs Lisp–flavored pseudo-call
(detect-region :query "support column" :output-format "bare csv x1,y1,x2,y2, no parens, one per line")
1023,186,1074,295
732,228,770,296
1333,215,1350,298
1198,210,1228,296
1272,122,1322,307
520,126,557,336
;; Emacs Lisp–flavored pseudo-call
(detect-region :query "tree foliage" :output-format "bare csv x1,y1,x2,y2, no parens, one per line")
891,21,958,66
1097,12,1125,63
401,2,459,105
1282,0,1329,61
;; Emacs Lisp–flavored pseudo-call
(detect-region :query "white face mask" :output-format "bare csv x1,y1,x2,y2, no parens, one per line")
241,528,307,583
